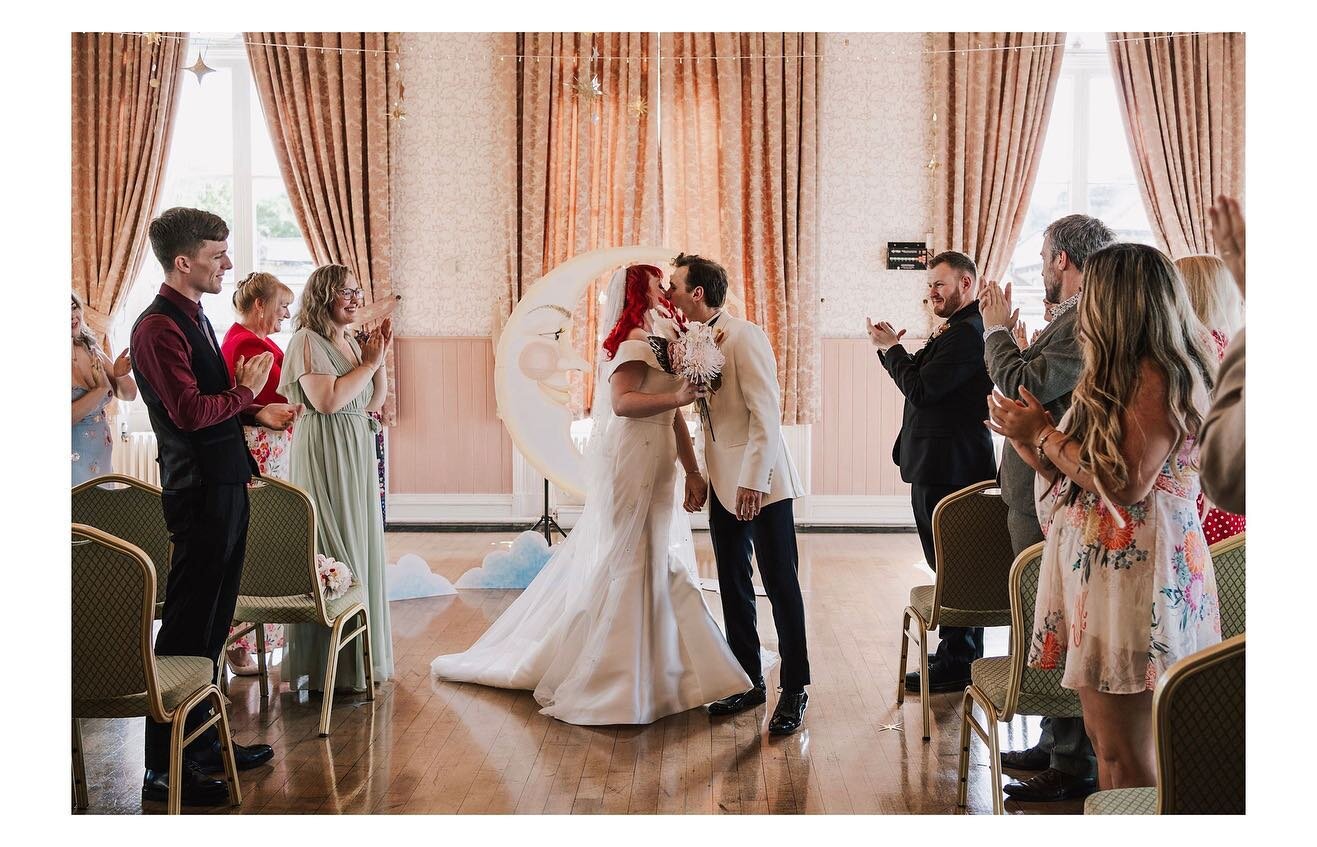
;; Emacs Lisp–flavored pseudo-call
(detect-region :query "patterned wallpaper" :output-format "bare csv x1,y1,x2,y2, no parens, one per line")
391,32,934,340
818,32,935,339
390,32,516,338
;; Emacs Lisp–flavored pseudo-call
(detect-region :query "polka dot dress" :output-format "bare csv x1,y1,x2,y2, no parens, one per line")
1199,494,1245,545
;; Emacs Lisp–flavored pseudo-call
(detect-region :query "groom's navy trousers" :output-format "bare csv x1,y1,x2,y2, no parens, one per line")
707,490,810,692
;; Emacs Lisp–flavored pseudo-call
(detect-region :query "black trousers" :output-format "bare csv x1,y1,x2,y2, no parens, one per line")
707,490,810,692
144,484,250,771
911,482,983,665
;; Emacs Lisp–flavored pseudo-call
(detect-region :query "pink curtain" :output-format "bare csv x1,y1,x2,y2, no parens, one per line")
1108,32,1245,257
931,32,1065,282
659,33,821,425
72,32,188,347
246,32,399,424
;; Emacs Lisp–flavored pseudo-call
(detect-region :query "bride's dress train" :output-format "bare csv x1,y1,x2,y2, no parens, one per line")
431,340,751,725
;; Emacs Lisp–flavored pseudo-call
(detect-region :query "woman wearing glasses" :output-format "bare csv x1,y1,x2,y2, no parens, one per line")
278,263,395,692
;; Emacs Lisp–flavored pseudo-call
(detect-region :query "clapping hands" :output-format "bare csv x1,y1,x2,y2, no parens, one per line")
865,318,906,352
1210,195,1245,296
361,317,394,369
978,280,1019,330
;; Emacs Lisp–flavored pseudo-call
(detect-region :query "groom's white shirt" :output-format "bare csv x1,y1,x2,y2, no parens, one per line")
702,313,804,511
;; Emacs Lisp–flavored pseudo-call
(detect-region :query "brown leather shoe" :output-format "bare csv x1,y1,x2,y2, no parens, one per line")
1002,767,1097,801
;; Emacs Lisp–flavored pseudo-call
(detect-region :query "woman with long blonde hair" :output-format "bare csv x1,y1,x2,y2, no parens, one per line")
986,242,1221,790
71,292,137,484
1176,254,1246,544
278,264,394,691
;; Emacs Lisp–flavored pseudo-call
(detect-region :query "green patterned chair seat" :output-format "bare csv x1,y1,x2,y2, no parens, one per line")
968,656,1011,709
1085,788,1156,815
910,584,1012,628
232,582,365,625
74,655,214,719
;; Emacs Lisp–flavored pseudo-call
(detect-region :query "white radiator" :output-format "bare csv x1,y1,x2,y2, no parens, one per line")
113,430,160,486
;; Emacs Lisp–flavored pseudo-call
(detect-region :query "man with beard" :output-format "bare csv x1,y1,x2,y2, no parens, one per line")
978,214,1114,802
867,251,996,692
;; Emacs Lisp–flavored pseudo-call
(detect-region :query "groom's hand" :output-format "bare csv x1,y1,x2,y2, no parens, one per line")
683,473,708,512
735,487,763,521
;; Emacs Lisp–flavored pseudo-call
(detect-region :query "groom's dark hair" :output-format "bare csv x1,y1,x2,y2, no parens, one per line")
672,253,729,308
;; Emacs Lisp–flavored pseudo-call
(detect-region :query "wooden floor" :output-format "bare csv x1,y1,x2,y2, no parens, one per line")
75,530,1084,815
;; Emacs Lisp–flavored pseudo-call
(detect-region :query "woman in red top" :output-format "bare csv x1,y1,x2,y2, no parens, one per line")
1176,254,1245,545
220,271,295,675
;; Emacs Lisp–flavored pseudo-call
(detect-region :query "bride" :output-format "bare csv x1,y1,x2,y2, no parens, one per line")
431,263,752,725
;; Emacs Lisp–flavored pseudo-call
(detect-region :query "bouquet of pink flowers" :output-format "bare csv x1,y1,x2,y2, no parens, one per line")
647,303,727,441
316,553,355,601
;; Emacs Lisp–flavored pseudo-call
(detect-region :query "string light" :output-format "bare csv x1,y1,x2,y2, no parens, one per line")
114,31,1210,63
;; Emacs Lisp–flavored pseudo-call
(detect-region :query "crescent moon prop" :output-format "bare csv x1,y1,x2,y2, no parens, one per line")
495,246,677,498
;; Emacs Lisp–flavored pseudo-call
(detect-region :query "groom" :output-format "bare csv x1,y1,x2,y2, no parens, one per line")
667,253,810,735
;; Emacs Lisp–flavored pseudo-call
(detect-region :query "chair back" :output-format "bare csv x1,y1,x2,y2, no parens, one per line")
1210,534,1245,640
72,475,170,610
1155,634,1245,814
241,477,325,617
1005,542,1083,720
930,481,1015,626
71,524,165,721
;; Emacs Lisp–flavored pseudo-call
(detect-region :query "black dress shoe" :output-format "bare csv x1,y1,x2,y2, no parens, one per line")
768,689,808,736
1002,767,1098,801
708,681,767,716
142,761,230,806
905,661,972,693
191,740,274,773
1000,745,1050,771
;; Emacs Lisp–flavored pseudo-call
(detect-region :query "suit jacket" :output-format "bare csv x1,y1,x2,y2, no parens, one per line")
878,300,996,487
1199,328,1245,514
703,313,805,510
984,308,1083,513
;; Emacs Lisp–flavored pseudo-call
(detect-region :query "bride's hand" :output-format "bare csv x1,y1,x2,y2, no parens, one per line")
683,473,708,512
674,380,708,407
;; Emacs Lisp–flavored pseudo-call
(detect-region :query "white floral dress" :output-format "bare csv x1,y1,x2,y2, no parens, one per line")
1028,421,1222,694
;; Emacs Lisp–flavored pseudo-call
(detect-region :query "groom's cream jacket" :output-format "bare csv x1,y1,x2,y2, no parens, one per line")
702,313,804,511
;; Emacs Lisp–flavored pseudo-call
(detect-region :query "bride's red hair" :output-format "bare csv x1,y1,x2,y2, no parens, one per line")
602,264,663,360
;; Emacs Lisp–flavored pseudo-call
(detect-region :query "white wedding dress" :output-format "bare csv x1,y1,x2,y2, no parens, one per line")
431,338,752,725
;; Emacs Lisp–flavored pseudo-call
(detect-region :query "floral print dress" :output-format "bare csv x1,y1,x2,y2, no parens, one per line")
1028,413,1222,694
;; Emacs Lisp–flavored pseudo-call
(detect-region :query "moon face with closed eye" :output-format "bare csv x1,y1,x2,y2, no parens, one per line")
495,246,677,499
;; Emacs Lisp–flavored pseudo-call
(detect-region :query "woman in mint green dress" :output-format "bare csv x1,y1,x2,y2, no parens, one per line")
278,264,394,691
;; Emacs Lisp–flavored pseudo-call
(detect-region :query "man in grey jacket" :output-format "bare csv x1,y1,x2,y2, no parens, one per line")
978,214,1114,803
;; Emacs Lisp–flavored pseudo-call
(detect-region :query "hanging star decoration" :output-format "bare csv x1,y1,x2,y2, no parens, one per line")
185,53,215,84
628,97,648,119
572,73,603,103
143,32,163,47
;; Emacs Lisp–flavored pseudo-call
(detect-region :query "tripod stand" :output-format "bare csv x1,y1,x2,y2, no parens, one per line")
530,478,567,546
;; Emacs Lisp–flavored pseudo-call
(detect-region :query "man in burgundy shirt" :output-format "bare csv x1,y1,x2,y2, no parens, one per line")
131,207,300,806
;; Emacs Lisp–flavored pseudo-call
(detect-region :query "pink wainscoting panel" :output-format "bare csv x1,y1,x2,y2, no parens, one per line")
811,338,920,497
390,337,513,494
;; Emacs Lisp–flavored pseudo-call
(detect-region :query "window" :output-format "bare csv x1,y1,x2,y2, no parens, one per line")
1006,32,1156,329
114,32,315,353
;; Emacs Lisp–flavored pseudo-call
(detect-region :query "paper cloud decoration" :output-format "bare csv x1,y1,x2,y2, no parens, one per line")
386,554,458,601
456,531,554,589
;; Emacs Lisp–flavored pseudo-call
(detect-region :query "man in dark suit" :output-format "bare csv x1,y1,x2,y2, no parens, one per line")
868,251,997,691
130,208,299,805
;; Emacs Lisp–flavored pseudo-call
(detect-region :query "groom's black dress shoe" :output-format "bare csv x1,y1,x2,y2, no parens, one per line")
768,689,808,736
141,761,230,806
191,740,274,773
708,680,767,716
